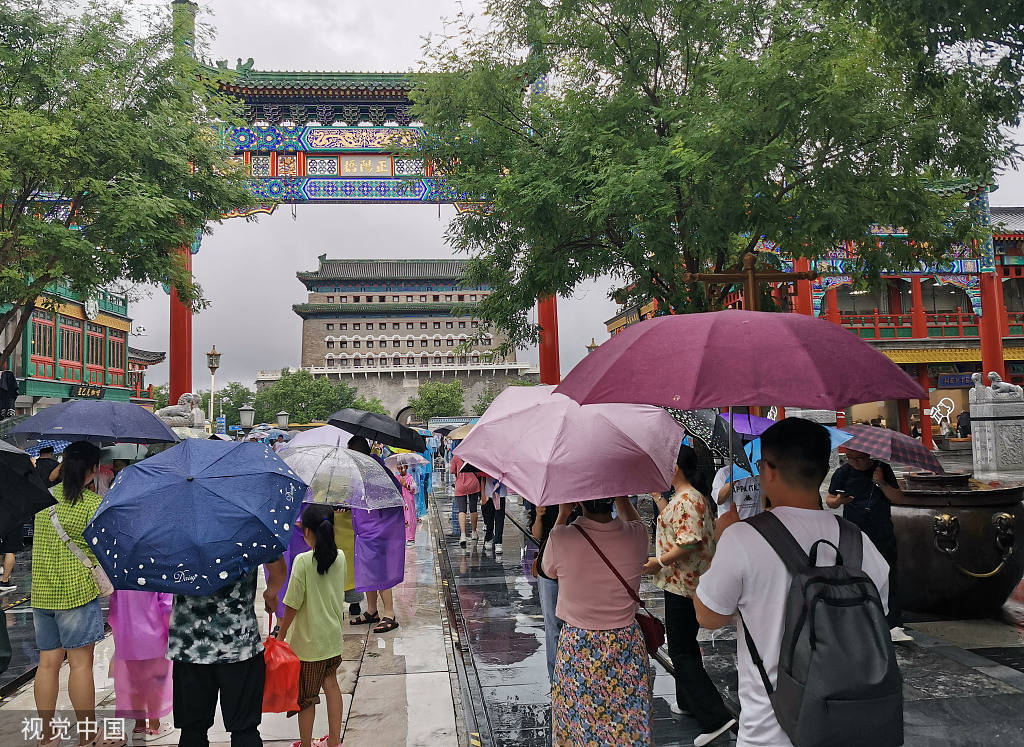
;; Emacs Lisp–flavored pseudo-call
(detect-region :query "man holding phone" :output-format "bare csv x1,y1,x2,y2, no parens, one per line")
826,449,912,642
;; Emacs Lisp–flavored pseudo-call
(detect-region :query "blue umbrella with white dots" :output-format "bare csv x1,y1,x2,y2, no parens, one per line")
84,439,307,596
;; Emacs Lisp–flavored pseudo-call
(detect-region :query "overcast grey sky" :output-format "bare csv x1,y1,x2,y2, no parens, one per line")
130,0,1024,387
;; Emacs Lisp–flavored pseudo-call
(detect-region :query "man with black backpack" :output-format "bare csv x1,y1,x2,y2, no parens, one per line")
694,418,902,747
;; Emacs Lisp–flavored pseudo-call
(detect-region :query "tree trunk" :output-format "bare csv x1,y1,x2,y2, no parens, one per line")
1,303,35,372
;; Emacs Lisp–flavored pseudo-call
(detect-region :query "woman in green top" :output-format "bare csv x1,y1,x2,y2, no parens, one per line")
277,504,347,747
31,441,115,747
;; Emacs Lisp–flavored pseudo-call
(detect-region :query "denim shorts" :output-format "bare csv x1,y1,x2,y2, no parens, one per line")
33,597,104,651
454,492,479,514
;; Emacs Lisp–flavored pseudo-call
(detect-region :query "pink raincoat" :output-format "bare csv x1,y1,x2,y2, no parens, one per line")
399,471,418,543
109,590,173,721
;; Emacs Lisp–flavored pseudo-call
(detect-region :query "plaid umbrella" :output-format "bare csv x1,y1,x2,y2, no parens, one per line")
24,439,71,457
667,408,752,473
840,425,944,474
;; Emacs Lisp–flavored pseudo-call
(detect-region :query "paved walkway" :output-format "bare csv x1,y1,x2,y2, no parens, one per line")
0,519,459,747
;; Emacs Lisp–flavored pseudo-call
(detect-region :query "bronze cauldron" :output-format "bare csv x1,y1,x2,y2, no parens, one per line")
892,472,1024,617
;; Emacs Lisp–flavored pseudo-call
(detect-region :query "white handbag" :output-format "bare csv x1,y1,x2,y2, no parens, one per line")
48,506,114,598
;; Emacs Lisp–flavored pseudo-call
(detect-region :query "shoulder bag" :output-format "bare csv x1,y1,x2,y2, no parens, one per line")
573,524,665,655
48,506,114,598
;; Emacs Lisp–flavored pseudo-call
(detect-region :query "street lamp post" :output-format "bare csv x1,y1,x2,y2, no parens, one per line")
238,404,255,439
206,346,221,434
276,411,290,430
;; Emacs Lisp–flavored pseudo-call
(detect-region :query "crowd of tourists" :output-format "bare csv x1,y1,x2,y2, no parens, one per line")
24,434,416,747
530,417,904,747
15,409,909,747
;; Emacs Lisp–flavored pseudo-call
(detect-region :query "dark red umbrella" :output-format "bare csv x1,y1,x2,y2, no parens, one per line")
840,425,945,474
555,310,923,410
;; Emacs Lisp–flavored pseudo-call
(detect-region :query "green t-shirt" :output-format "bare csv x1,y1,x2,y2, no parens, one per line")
31,484,102,610
283,550,347,662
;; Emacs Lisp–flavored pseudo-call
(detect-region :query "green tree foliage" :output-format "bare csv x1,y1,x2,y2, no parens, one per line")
473,382,502,415
197,382,255,428
353,395,390,417
253,370,358,425
151,383,169,411
409,381,465,422
0,0,256,362
413,0,1018,351
472,379,538,415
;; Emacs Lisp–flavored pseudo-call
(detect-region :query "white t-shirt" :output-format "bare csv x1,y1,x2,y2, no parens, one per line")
695,507,890,747
712,466,763,519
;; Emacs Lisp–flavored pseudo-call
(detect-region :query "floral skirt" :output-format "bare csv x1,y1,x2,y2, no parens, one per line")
551,621,652,746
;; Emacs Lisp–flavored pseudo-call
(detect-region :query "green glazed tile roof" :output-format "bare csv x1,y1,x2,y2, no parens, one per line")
927,179,990,196
205,65,417,92
293,302,478,317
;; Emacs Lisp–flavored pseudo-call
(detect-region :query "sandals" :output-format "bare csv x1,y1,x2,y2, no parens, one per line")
373,617,399,634
349,611,379,626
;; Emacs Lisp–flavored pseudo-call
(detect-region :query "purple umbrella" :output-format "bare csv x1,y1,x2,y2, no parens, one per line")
720,412,776,438
555,310,924,409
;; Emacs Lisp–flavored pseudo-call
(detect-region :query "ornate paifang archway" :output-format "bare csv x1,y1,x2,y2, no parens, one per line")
167,0,560,401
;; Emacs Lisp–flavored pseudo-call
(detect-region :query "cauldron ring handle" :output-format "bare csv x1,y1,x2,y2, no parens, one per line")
933,512,1015,579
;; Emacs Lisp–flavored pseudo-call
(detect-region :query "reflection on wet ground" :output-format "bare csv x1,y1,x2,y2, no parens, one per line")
438,491,709,746
1,548,39,693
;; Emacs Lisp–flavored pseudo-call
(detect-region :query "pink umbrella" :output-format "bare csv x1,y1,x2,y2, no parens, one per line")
555,310,924,410
285,424,354,448
454,392,683,506
476,384,557,425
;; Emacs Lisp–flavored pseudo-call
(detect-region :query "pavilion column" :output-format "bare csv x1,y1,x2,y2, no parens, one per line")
997,271,1010,337
825,288,840,325
916,363,933,450
793,258,813,315
910,276,927,338
897,399,910,435
169,245,193,403
980,272,1007,382
538,296,561,385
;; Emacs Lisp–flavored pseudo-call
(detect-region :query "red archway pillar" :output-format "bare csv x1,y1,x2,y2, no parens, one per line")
538,296,560,385
980,272,1006,382
793,258,813,315
825,288,840,325
917,364,933,451
169,246,193,403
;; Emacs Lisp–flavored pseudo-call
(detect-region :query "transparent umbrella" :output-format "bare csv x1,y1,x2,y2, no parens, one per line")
279,445,404,510
384,452,429,472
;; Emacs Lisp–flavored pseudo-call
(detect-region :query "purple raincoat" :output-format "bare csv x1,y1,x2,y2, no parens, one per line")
351,505,405,592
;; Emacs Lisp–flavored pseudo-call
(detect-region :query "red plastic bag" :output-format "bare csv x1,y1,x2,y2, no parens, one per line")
262,624,300,714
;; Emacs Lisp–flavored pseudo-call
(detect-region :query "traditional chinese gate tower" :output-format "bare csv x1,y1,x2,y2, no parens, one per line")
168,0,560,402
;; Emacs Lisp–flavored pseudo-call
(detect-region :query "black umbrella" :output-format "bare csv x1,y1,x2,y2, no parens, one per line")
667,408,752,473
327,409,426,452
434,424,458,435
0,440,56,537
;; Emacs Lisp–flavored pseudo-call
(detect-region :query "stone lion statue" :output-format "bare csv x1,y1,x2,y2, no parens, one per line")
988,372,1023,398
156,393,205,427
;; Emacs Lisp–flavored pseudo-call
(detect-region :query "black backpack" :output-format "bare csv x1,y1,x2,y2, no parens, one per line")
741,512,903,747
